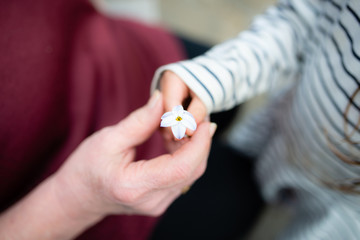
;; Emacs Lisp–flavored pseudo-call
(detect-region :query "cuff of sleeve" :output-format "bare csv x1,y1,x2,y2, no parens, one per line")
151,62,213,114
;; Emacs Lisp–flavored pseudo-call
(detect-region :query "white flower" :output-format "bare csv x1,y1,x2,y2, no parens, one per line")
160,105,197,139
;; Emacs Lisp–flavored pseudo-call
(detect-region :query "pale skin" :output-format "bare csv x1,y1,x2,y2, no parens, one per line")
0,91,216,240
160,71,208,152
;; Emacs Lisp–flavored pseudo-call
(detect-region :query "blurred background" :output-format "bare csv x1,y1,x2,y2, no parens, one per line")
91,0,275,45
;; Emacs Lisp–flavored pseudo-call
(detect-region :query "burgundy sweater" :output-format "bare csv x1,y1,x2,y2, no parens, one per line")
0,0,184,239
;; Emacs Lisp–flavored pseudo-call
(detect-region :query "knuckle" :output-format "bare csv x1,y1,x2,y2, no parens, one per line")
93,126,115,145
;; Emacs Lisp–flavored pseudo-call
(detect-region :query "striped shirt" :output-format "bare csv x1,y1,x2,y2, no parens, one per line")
153,0,360,239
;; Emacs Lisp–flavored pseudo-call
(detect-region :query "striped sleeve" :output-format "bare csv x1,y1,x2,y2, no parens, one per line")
152,0,320,113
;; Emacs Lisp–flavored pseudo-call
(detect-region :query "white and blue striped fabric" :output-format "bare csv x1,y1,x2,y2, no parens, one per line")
153,0,360,239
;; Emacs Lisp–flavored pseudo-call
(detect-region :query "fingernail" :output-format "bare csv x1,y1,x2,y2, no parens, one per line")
209,122,217,137
148,90,161,108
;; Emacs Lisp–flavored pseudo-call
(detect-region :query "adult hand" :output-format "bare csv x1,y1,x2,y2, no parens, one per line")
0,91,216,240
55,90,216,217
159,71,208,152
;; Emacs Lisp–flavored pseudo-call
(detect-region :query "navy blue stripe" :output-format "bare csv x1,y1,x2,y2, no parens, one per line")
256,42,277,88
246,45,263,90
314,63,348,137
296,79,356,160
321,43,360,113
260,13,293,63
317,24,328,37
338,20,360,61
330,36,360,87
303,76,360,158
317,52,360,136
302,0,319,15
267,4,304,47
197,63,226,103
322,12,335,24
272,10,301,44
347,4,360,23
179,63,215,106
311,21,330,53
312,62,360,150
216,59,237,102
290,100,332,163
238,38,264,88
288,97,337,170
237,53,251,87
329,0,342,11
283,0,311,34
289,92,325,162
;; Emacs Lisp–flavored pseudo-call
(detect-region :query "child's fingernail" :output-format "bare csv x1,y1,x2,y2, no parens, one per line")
209,122,217,137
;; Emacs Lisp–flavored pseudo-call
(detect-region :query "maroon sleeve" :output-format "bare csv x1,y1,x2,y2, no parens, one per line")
0,1,185,239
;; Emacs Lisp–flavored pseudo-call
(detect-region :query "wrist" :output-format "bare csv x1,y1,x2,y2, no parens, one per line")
49,172,105,236
0,173,105,240
51,170,106,218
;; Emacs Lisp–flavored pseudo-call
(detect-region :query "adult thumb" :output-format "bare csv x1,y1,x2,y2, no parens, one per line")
112,90,163,150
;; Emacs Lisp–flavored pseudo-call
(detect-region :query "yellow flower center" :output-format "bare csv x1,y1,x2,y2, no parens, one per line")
176,116,182,121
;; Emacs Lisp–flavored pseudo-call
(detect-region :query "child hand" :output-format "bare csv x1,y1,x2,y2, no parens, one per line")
159,70,208,152
160,70,208,142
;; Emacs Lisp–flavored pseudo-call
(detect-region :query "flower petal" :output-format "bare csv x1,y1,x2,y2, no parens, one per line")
172,105,184,116
184,111,195,119
160,115,177,127
181,113,197,131
161,111,173,119
171,124,186,139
